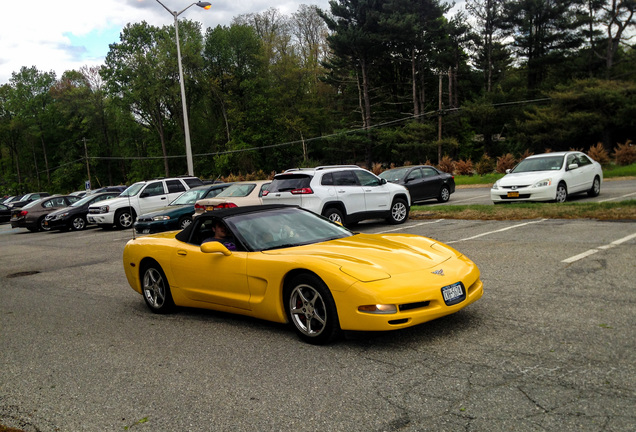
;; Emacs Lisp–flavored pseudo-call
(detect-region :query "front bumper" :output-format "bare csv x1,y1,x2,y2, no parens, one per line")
490,184,556,202
87,212,115,225
334,259,483,332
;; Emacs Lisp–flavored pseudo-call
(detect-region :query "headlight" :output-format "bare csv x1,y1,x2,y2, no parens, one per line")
152,215,171,221
491,180,500,190
532,178,552,188
96,205,109,213
358,304,397,314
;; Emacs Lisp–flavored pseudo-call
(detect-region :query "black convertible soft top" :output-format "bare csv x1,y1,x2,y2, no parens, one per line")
175,204,296,243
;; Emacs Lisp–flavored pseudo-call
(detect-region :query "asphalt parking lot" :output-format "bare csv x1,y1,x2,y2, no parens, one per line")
1,208,635,431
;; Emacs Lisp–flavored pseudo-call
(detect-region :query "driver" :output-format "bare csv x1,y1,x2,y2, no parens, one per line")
202,221,237,251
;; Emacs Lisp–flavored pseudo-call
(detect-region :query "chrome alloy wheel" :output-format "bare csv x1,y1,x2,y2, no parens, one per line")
143,267,167,309
391,201,407,222
289,284,328,337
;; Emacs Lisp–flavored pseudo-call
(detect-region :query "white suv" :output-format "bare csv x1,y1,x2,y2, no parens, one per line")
262,165,411,225
87,176,202,229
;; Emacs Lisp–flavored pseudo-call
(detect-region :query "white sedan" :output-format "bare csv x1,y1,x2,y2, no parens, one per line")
491,151,603,203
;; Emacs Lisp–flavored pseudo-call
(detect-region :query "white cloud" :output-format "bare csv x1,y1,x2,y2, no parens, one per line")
0,0,330,84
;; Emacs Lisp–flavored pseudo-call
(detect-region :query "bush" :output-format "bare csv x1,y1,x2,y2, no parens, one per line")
587,142,611,165
475,154,495,175
371,162,383,175
438,155,454,173
496,153,516,173
519,149,534,161
454,159,474,176
613,140,636,166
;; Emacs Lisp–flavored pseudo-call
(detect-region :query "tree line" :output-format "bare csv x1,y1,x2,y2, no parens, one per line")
0,0,634,194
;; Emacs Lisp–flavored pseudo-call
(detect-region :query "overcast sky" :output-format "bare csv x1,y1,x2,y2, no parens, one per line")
0,0,333,85
0,0,463,86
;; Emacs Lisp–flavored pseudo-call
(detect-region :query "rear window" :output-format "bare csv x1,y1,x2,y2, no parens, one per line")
269,175,313,192
183,177,204,188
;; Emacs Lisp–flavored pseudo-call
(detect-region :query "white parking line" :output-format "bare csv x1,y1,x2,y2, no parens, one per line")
598,191,636,202
428,194,490,206
446,219,547,244
562,232,636,263
376,219,445,233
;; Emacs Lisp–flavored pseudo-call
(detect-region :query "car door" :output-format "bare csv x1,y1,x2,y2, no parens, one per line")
565,154,588,193
138,181,170,214
170,220,250,310
574,154,597,191
333,170,366,215
403,167,427,201
352,170,391,212
165,179,187,202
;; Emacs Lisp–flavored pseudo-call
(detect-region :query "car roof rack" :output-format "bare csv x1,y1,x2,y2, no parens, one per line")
283,165,360,173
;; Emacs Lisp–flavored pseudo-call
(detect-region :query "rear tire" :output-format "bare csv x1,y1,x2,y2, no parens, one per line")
437,185,451,203
323,207,345,224
284,274,341,345
588,176,601,197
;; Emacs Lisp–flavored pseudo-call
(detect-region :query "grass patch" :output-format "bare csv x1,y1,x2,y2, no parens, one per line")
603,163,636,179
411,200,636,220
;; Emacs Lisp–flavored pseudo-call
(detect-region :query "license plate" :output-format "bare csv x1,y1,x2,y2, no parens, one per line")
441,282,465,306
142,229,150,234
205,206,215,211
507,191,519,198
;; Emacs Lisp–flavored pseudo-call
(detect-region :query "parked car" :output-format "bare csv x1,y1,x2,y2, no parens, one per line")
134,183,231,234
10,195,81,232
378,165,455,203
123,205,483,344
87,186,127,195
44,192,123,231
491,151,603,204
87,176,203,229
193,180,271,217
7,192,51,209
69,190,88,197
0,203,11,223
262,165,411,225
2,195,22,205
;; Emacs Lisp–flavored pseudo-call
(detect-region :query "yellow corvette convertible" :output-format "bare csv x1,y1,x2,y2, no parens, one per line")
123,205,483,344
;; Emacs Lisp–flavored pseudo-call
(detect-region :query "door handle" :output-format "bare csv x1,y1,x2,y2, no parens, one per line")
177,250,187,256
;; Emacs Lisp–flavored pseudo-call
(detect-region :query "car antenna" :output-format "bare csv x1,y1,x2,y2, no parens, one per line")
127,190,136,240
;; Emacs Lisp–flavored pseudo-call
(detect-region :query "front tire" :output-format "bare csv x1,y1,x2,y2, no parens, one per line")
437,185,451,203
588,176,601,197
39,217,50,232
387,198,409,224
115,209,135,229
71,216,87,231
555,183,568,203
178,216,192,230
142,263,175,314
284,274,341,345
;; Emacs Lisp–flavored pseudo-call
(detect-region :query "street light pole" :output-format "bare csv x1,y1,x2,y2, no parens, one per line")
155,0,211,176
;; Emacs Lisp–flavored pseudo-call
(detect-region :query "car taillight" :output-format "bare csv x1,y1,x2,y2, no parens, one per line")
214,203,237,209
291,188,313,195
262,190,269,196
20,211,28,216
194,203,205,210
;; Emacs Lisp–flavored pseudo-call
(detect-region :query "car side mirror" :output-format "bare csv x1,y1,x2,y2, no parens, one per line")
201,241,232,256
380,178,387,185
568,163,578,170
140,192,149,198
505,169,511,174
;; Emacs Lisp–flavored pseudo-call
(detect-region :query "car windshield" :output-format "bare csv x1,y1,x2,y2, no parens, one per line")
216,183,256,198
378,168,409,182
119,183,144,197
170,188,207,205
226,207,352,251
70,194,97,207
511,156,564,173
